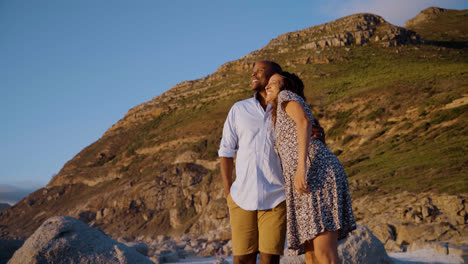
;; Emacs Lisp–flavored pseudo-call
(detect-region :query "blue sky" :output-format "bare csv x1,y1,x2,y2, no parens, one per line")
1,0,466,204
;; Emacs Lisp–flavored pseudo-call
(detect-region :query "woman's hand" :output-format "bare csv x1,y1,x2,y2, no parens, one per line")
294,168,310,195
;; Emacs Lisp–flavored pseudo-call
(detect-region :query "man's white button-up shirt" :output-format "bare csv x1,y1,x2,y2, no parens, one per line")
218,94,285,211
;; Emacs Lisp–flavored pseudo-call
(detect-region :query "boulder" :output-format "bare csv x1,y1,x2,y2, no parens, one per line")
197,243,218,257
8,216,153,264
156,235,169,243
281,225,393,264
222,240,232,256
213,256,230,264
125,241,149,256
159,251,179,263
338,225,393,264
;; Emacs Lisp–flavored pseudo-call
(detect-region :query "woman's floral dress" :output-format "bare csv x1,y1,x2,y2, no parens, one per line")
274,90,356,255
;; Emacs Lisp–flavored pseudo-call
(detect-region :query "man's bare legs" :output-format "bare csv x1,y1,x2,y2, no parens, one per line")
233,252,280,264
260,252,280,264
234,252,257,264
304,230,340,264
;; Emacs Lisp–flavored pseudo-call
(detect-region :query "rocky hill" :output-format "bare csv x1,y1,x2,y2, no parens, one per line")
0,7,466,254
405,7,468,47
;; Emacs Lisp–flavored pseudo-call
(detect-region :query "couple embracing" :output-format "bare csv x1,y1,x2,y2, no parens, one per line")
219,61,356,264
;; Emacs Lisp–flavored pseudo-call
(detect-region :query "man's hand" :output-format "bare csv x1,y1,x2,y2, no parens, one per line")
220,157,233,198
312,118,325,145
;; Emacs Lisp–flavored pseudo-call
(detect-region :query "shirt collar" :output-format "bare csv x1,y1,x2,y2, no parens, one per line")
252,92,273,114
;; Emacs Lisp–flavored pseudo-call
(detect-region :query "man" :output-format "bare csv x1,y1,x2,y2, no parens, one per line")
219,61,324,264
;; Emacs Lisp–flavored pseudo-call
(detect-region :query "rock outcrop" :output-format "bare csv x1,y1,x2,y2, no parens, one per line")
353,192,468,252
217,13,422,73
267,13,422,50
8,216,152,264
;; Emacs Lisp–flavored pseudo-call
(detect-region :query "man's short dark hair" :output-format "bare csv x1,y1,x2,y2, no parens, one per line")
254,61,282,74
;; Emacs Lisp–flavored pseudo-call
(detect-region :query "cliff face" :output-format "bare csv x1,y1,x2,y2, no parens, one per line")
0,9,467,251
268,13,421,49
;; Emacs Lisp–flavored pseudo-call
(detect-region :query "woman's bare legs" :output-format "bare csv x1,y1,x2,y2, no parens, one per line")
304,240,318,264
304,230,340,264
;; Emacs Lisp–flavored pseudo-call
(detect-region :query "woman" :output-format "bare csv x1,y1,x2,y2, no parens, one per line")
265,72,356,264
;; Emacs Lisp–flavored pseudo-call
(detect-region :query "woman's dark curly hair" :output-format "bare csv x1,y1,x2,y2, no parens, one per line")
278,71,306,100
271,71,306,125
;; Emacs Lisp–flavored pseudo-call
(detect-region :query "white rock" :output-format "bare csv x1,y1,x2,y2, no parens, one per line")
8,216,152,264
338,225,393,264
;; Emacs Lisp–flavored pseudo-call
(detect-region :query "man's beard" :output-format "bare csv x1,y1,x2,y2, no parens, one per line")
254,85,266,93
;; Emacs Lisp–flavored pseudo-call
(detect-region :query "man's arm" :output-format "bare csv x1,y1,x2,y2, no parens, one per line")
220,157,233,197
312,118,326,145
219,106,237,198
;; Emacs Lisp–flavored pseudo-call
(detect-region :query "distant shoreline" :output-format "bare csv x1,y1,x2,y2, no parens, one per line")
0,183,41,206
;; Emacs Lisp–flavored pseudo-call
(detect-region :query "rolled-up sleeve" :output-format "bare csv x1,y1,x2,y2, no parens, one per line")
218,106,238,158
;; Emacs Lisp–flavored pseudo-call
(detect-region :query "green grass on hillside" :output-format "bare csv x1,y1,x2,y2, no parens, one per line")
344,102,467,197
118,43,468,197
53,34,468,200
406,9,468,44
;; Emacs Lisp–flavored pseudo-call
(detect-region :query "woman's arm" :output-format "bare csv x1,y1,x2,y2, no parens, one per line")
283,101,312,194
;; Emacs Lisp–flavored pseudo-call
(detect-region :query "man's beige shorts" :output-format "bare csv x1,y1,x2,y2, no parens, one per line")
226,193,286,256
